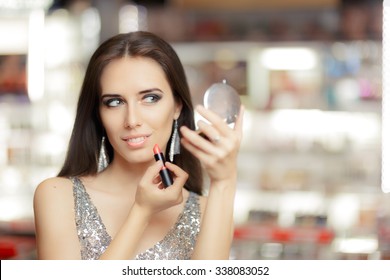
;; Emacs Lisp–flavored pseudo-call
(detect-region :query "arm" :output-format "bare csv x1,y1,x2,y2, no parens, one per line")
34,161,187,260
98,203,151,259
34,178,154,260
99,161,187,259
33,178,81,259
191,178,236,259
180,105,244,259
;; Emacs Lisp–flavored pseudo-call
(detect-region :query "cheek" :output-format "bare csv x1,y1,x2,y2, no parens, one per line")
148,111,172,130
99,109,123,135
147,110,174,140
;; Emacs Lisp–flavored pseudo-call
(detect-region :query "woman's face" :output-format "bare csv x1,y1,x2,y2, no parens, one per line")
99,56,181,165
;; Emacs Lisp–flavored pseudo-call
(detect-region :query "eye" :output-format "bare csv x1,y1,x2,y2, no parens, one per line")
143,94,161,104
103,98,124,107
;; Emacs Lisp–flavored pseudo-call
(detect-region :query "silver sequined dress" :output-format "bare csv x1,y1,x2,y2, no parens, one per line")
71,177,201,260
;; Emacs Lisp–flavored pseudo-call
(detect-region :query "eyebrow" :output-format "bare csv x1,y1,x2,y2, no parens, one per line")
101,88,164,98
100,93,121,100
139,88,164,94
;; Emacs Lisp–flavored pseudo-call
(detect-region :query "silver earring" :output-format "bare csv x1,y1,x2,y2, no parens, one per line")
98,136,109,172
169,119,180,162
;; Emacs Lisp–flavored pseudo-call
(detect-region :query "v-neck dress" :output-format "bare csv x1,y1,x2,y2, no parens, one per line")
70,177,201,260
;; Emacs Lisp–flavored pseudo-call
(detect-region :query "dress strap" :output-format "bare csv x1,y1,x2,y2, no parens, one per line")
70,177,112,260
135,191,201,260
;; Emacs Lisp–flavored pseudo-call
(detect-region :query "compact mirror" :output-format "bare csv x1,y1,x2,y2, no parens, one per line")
203,80,241,124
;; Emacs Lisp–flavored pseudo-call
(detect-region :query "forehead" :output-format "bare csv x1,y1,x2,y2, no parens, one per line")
100,56,169,91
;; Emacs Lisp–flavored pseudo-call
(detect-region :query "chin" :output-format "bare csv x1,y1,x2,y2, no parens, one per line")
126,155,154,165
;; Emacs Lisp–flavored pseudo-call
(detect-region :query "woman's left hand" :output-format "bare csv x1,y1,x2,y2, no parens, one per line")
180,105,244,184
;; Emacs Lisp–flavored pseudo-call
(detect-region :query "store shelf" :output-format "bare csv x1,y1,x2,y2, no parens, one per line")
234,224,334,244
0,235,36,260
0,13,385,259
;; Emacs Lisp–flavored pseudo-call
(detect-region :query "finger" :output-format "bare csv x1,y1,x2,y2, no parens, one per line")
180,125,223,155
148,160,164,176
180,137,208,161
233,105,245,139
195,105,231,136
165,162,188,186
140,161,164,187
181,138,223,168
152,175,161,185
160,162,185,201
197,120,222,144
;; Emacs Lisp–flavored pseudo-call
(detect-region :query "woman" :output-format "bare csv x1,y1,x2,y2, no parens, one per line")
33,31,244,260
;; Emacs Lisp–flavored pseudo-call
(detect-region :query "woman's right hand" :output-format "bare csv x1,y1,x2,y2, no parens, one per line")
134,160,187,217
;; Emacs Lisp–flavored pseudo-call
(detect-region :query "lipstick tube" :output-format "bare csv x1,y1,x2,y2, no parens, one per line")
153,144,173,187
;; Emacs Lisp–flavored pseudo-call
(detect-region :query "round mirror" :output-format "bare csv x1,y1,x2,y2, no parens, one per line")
203,80,241,124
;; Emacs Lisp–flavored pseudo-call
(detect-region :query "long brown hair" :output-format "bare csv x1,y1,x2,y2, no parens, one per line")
58,31,203,195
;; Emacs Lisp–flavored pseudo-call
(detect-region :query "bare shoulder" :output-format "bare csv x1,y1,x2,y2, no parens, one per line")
35,176,72,191
34,176,74,216
34,177,73,205
33,176,76,217
34,176,80,259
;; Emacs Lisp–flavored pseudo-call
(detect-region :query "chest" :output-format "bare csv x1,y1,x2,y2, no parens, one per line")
86,189,185,254
73,177,200,259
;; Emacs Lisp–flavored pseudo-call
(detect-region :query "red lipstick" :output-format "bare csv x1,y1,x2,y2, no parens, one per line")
153,144,173,187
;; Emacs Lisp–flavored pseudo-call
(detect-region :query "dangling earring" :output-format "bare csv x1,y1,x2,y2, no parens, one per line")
97,136,109,172
169,119,180,162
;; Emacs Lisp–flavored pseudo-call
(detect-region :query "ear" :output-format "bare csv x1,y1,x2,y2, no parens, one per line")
173,99,183,120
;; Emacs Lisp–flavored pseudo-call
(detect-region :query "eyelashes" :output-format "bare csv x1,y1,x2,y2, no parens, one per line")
102,97,123,107
143,94,162,103
101,94,162,108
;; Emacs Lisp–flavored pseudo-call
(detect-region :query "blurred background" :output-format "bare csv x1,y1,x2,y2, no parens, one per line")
0,0,388,260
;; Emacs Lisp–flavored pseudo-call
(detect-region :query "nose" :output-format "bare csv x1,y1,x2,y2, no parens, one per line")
124,103,141,129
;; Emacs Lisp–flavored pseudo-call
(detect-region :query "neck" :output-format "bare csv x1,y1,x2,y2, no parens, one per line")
101,157,154,190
